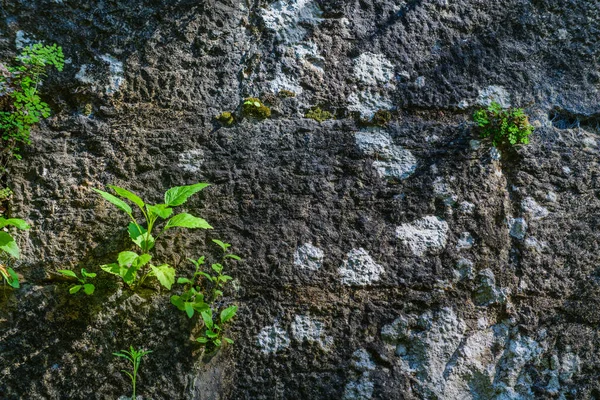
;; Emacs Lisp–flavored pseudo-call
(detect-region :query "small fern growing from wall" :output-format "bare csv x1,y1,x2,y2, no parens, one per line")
473,102,533,148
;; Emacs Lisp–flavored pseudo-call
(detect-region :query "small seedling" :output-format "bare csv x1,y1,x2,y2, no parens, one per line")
94,183,213,290
196,305,238,347
57,268,96,295
242,97,271,119
113,346,152,400
473,102,533,148
0,217,30,288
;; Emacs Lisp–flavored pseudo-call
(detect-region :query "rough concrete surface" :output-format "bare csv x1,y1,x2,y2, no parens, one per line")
0,0,600,398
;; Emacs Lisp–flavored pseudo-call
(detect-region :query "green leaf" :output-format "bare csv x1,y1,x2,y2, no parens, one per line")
58,269,77,278
211,263,223,273
6,267,19,288
128,223,156,251
224,337,234,344
212,239,230,252
81,269,96,279
201,309,214,329
108,185,145,209
220,305,238,323
170,295,185,310
164,183,210,207
177,277,192,284
69,285,82,294
150,264,175,290
164,213,213,230
0,218,30,230
213,339,222,347
0,231,20,259
196,337,208,344
224,254,242,261
93,188,132,214
147,204,173,219
184,302,194,318
206,330,218,339
83,284,95,295
118,251,139,267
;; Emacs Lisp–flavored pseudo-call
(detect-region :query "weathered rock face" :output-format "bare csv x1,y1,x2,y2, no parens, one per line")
0,0,599,398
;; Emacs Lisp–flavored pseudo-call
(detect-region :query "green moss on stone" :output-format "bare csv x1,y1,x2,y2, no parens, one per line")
242,98,271,119
278,90,296,98
216,111,235,126
305,107,334,123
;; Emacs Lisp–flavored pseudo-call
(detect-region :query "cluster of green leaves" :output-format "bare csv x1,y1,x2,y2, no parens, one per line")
0,43,64,160
58,268,96,295
473,102,533,148
242,97,271,119
113,346,152,400
94,183,212,290
171,239,239,347
0,217,30,288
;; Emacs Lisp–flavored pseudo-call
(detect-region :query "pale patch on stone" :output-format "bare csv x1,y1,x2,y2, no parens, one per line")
562,166,571,175
521,197,549,220
415,76,426,88
473,269,508,306
76,54,125,95
347,91,394,118
343,374,374,400
477,85,511,108
355,131,417,181
490,146,501,161
75,65,94,84
396,216,449,256
269,71,304,94
433,177,457,206
456,232,474,250
453,258,474,281
525,236,547,251
261,0,322,44
178,149,204,173
338,248,385,286
257,322,291,353
15,30,33,49
459,201,475,214
354,52,395,86
99,54,124,94
546,191,557,202
293,42,325,75
293,243,324,270
351,349,376,372
291,315,333,350
508,217,527,240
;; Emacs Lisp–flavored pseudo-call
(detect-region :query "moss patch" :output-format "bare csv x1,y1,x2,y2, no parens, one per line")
242,98,271,119
305,107,334,122
278,90,296,98
216,111,235,126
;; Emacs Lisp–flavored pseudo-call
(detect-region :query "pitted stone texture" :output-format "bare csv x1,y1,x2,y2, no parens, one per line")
473,269,509,306
354,52,395,86
177,149,204,173
477,85,511,108
347,91,394,118
355,131,417,181
508,217,528,240
338,248,385,286
521,197,549,220
291,315,333,350
293,243,324,270
456,231,474,250
257,322,291,354
261,0,322,44
396,216,449,256
343,374,374,400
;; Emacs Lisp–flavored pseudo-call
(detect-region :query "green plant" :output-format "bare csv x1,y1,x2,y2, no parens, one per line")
57,268,96,295
0,187,13,202
0,43,64,160
0,217,30,288
305,106,333,122
171,239,239,318
242,97,271,119
94,183,213,290
473,102,533,148
196,305,238,347
216,111,234,126
113,346,152,400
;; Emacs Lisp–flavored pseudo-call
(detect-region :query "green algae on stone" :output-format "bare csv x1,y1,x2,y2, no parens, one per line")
216,111,235,126
242,98,271,119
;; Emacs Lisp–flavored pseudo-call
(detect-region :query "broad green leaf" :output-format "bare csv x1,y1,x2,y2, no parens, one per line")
170,295,185,310
164,213,212,230
81,269,96,278
164,183,210,207
193,302,209,312
7,267,19,288
219,275,233,282
134,254,152,268
128,223,155,251
93,188,132,214
150,264,175,290
220,305,238,323
201,309,214,329
69,285,82,294
213,339,222,347
0,231,19,259
211,263,223,273
147,204,173,219
108,185,145,209
198,271,215,282
58,269,77,278
214,289,223,297
83,284,95,295
0,218,30,230
118,251,139,267
196,337,208,343
101,263,125,276
206,330,218,339
212,239,230,252
184,302,194,318
177,277,192,284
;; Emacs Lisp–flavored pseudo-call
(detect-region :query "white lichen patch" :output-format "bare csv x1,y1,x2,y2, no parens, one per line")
351,349,376,372
291,315,333,350
293,42,325,75
521,197,549,220
15,30,34,49
433,177,457,206
269,71,304,95
99,54,124,94
396,216,449,256
354,52,395,86
257,322,291,353
355,131,417,181
477,85,511,108
459,201,475,214
347,91,394,118
456,232,474,250
261,0,322,44
178,149,204,173
343,374,374,400
508,217,527,240
76,54,125,95
293,243,324,270
338,248,385,286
